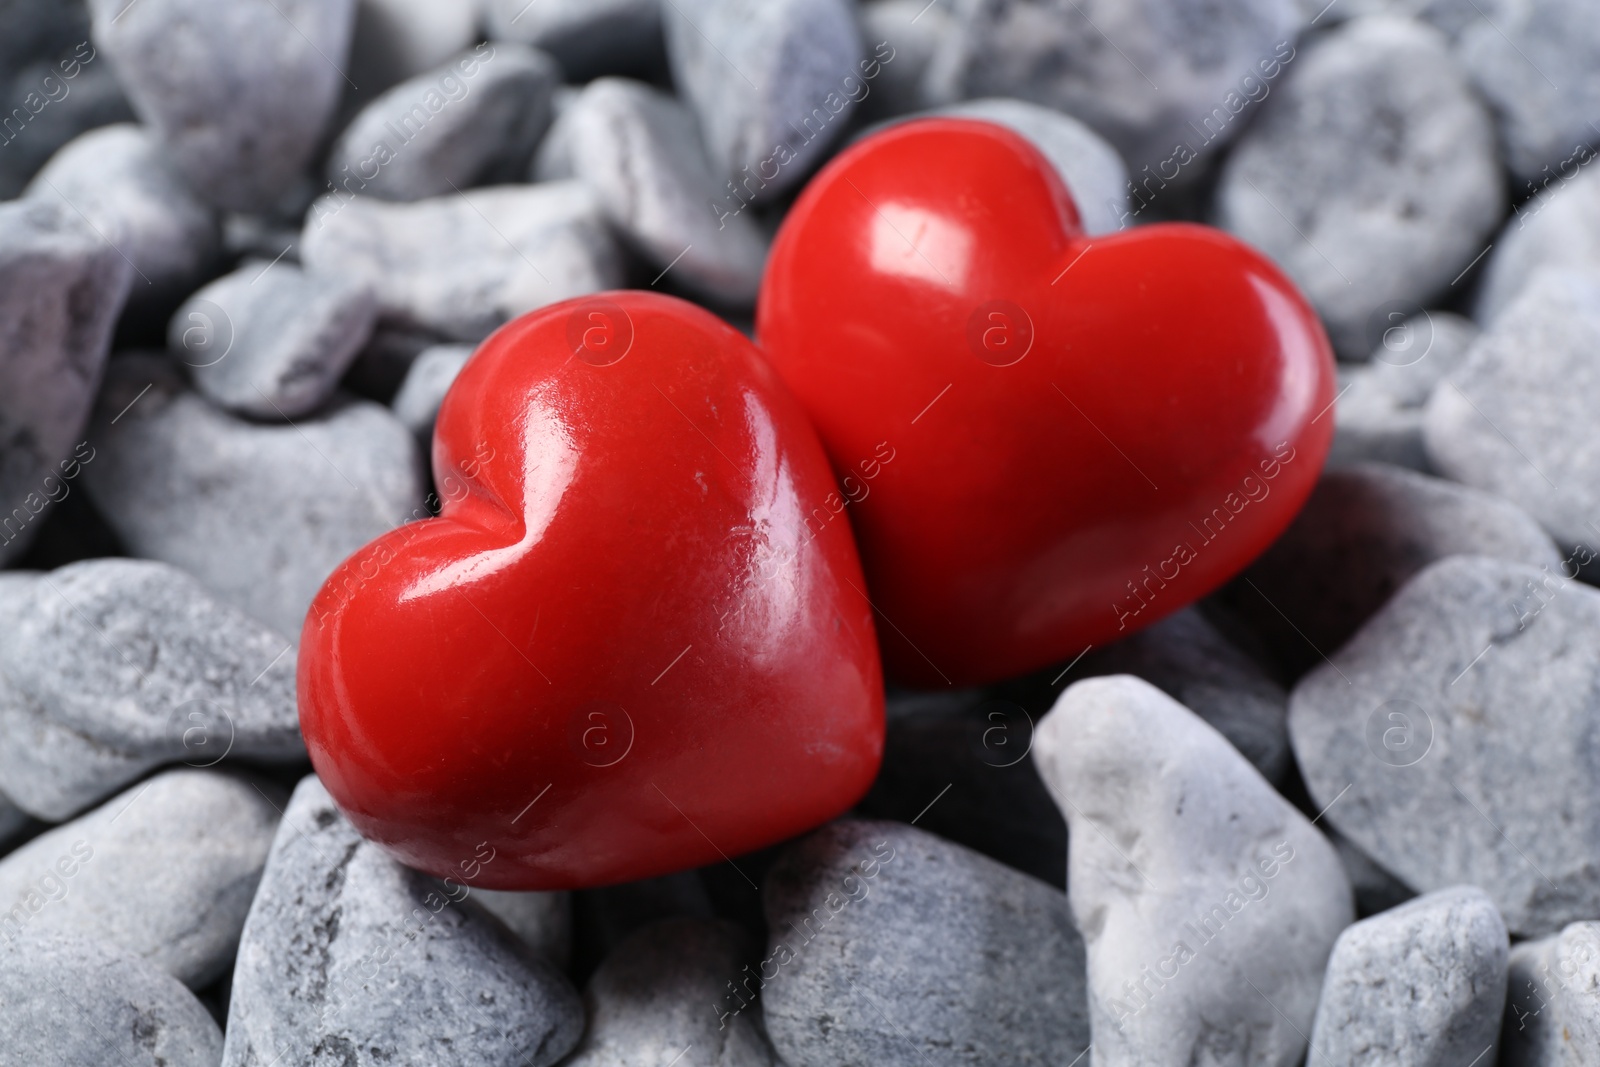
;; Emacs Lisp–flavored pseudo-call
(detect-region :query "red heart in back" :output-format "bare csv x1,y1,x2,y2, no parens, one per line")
757,119,1335,687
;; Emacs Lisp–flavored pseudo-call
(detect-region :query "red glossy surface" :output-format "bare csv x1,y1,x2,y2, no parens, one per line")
757,119,1336,688
299,292,884,889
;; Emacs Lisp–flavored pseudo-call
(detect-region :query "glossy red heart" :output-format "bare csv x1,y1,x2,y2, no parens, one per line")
757,119,1336,688
298,292,884,889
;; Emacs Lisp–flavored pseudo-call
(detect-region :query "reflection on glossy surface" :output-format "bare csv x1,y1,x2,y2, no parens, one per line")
299,292,884,890
758,119,1336,688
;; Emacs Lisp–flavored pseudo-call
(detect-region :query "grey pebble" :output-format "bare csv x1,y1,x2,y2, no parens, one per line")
925,0,1304,181
1476,162,1600,326
1217,16,1503,359
301,182,624,341
84,356,425,636
483,0,663,81
565,918,777,1067
565,77,769,305
24,123,218,312
1290,555,1600,937
0,199,132,566
1331,311,1480,471
530,85,583,182
171,260,377,420
391,343,473,439
1501,922,1600,1066
347,0,483,98
0,769,282,988
1308,887,1508,1065
1425,268,1600,555
0,44,137,200
1456,0,1600,183
88,0,357,212
762,819,1090,1066
0,934,223,1067
1302,0,1485,36
665,0,866,202
855,0,951,120
328,43,559,203
1222,461,1561,675
1034,675,1352,1067
473,889,573,971
222,775,584,1067
0,558,302,820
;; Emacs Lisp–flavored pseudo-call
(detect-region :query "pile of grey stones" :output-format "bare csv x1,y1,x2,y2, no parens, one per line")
2,0,1600,1063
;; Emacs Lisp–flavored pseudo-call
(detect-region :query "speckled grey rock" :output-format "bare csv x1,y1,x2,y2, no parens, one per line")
302,182,623,341
1035,675,1352,1067
1331,311,1480,471
0,934,223,1066
1425,269,1600,554
474,890,573,971
1456,0,1600,183
391,343,473,438
0,199,133,566
856,0,949,120
1218,16,1503,358
484,0,663,80
88,0,357,212
0,770,281,988
222,776,583,1067
25,123,220,311
869,97,1129,235
347,0,482,97
1308,887,1508,1065
0,559,302,820
566,78,768,305
1501,921,1600,1066
171,261,377,420
328,44,559,203
84,357,425,636
665,0,865,201
925,0,1304,181
1477,163,1600,326
566,918,777,1067
763,819,1089,1067
1291,556,1600,937
1224,462,1561,673
0,47,138,201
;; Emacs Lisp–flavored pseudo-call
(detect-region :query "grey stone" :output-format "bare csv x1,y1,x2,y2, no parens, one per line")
1223,462,1561,674
0,933,223,1066
171,261,377,420
1217,16,1504,358
1425,269,1600,554
474,889,573,971
88,0,357,212
869,97,1129,235
566,918,777,1067
566,78,768,305
856,0,951,120
762,819,1090,1066
664,0,865,201
925,0,1304,182
0,46,137,200
1290,556,1600,936
25,123,220,314
530,85,582,181
84,356,425,636
301,182,623,341
0,199,133,566
347,0,483,97
1308,887,1508,1065
1301,0,1487,36
0,559,303,820
222,775,583,1067
390,343,473,438
1034,675,1352,1066
484,0,663,81
0,770,281,988
328,43,559,203
1331,311,1480,471
1456,0,1600,183
1477,162,1600,326
1501,922,1600,1066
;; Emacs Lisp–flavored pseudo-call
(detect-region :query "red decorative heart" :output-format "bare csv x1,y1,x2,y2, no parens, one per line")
299,292,884,889
757,119,1335,688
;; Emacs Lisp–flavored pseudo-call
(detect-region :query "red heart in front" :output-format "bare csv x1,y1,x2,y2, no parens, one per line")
757,119,1336,688
298,292,884,890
